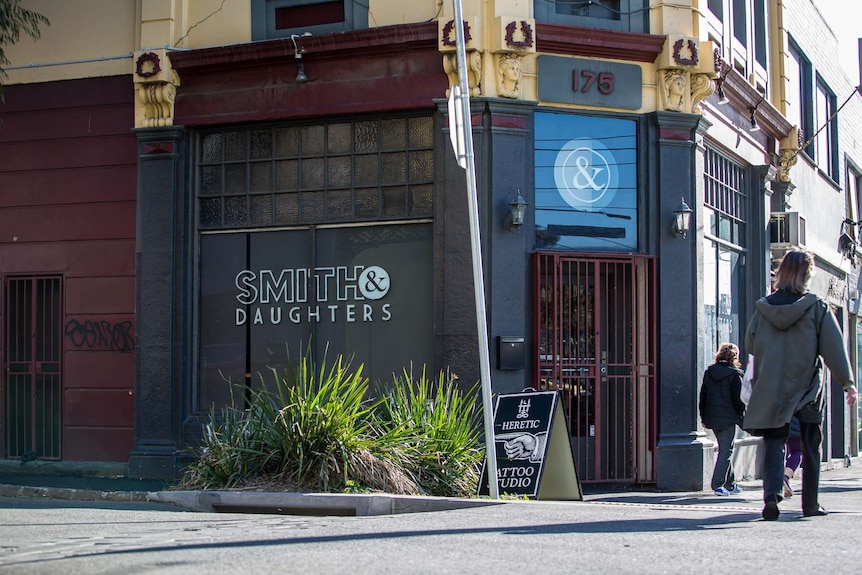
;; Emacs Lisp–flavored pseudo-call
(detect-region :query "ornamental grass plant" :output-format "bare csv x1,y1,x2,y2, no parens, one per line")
179,345,484,497
373,368,484,497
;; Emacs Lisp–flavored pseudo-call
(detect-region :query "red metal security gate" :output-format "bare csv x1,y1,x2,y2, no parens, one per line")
534,253,656,484
3,276,63,460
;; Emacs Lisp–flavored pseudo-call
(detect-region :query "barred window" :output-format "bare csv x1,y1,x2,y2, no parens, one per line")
702,146,747,363
704,147,746,245
197,116,435,230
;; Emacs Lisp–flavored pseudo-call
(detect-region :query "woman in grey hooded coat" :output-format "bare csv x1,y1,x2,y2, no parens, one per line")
744,248,858,521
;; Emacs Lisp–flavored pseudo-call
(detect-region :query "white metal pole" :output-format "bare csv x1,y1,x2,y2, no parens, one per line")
452,0,499,499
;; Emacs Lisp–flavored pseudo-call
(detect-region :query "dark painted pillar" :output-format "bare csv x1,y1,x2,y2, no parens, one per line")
435,96,482,386
652,111,712,491
484,98,537,395
435,97,537,394
128,127,190,480
770,179,795,212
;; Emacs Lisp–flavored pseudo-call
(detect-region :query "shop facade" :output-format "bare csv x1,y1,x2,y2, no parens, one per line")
3,0,858,490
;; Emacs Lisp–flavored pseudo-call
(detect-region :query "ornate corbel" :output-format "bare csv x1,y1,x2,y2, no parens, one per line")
776,127,802,182
439,17,482,96
443,50,482,97
658,39,719,114
133,49,180,128
690,73,715,114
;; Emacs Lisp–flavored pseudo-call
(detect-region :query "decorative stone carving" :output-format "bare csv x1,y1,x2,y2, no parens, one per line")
777,148,798,183
443,50,482,97
496,53,522,99
776,127,801,182
660,70,687,112
133,49,180,128
690,73,715,114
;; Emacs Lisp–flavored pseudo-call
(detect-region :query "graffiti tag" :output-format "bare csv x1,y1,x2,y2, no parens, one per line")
64,319,135,352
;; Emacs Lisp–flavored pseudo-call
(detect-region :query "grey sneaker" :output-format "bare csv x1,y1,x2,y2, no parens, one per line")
730,484,742,494
714,487,732,496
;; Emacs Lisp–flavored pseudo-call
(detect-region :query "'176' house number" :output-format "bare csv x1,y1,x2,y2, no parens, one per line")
571,69,614,95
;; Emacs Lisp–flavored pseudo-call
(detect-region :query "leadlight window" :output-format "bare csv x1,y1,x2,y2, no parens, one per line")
197,116,435,230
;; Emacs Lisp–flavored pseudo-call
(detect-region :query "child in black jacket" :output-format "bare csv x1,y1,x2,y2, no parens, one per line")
699,343,747,496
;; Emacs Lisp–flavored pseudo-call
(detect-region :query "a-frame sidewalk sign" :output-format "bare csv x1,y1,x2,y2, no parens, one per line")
478,389,582,500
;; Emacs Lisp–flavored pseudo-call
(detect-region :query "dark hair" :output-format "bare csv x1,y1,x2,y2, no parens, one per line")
713,342,740,367
773,248,814,294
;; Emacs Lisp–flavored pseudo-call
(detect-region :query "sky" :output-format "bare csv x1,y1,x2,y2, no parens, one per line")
815,0,860,84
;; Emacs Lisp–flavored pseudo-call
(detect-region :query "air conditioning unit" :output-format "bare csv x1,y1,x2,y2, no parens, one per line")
770,212,806,247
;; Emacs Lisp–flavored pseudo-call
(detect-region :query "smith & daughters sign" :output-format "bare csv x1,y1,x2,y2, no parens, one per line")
233,265,393,326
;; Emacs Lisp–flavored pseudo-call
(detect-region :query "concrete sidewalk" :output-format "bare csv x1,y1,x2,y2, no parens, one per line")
2,457,861,517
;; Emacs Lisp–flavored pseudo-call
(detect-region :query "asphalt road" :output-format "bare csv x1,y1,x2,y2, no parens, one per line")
1,466,861,574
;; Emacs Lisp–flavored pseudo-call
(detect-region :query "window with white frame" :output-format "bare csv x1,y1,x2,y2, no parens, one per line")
704,0,768,89
251,0,368,40
533,0,649,33
815,78,838,180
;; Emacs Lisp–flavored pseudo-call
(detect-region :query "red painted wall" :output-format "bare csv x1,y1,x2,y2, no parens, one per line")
0,75,137,462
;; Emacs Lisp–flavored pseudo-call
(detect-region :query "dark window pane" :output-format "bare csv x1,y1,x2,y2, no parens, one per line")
382,186,407,217
732,0,747,46
381,118,406,150
275,127,300,157
409,150,433,182
224,195,248,226
250,129,272,159
327,123,352,153
381,152,406,185
327,156,351,188
355,187,379,218
301,190,325,222
274,1,345,30
201,133,223,162
301,157,325,189
225,164,247,194
354,155,378,186
275,192,299,224
224,131,247,161
251,195,274,225
275,159,299,191
200,197,223,227
302,125,326,155
250,162,272,193
408,116,434,148
200,165,222,196
354,121,378,153
327,189,353,221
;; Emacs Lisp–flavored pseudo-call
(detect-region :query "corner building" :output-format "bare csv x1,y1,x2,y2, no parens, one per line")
1,0,858,488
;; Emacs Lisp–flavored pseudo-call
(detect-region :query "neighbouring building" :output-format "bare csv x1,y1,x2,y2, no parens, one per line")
1,0,858,489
